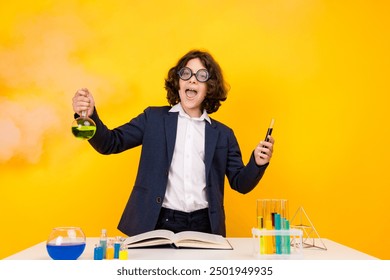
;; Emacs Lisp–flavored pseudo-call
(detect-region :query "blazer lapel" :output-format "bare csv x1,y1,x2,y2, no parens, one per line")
165,112,178,167
205,121,219,180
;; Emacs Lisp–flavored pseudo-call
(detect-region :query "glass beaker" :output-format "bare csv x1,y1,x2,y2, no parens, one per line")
46,226,86,260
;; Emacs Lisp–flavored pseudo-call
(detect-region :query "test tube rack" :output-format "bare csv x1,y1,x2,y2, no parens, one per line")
252,227,303,259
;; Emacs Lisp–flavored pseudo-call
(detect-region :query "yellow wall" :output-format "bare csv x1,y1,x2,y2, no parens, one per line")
1,1,389,259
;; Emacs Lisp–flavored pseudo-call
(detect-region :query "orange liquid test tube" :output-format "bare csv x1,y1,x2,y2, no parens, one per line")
265,219,274,254
106,241,114,260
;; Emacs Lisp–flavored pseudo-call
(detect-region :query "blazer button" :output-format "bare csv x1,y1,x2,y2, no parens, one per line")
156,197,162,204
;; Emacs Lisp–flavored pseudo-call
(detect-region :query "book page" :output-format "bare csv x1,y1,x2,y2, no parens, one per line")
125,229,175,247
174,231,232,249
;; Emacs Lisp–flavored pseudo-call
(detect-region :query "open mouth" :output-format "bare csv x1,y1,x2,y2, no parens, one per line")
185,88,197,98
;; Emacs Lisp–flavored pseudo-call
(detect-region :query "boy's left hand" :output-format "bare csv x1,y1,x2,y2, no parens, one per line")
254,135,274,166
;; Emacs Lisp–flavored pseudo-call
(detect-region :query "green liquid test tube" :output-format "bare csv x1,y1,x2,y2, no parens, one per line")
283,219,291,254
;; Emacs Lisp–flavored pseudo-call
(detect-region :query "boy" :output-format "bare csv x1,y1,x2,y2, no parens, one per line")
72,50,274,237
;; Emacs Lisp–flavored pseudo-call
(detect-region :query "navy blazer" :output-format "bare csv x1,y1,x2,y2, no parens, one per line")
89,106,268,237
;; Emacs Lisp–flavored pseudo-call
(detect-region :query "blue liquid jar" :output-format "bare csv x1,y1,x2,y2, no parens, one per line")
46,227,86,260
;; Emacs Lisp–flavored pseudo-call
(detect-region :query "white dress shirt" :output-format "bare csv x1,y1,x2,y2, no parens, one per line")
162,103,211,212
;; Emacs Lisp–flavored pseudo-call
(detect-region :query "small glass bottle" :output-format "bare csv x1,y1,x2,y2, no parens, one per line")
114,237,121,259
106,239,114,260
99,229,107,259
93,244,103,260
119,242,128,260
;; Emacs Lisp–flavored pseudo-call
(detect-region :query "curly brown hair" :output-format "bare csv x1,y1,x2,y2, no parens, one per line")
165,50,229,114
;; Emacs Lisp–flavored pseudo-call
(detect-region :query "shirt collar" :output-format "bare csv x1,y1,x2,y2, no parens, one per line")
169,103,211,124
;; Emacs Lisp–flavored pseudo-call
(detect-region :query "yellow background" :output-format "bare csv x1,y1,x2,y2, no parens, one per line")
1,1,389,259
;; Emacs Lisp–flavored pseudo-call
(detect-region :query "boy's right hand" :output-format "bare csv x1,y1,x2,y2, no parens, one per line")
72,88,95,117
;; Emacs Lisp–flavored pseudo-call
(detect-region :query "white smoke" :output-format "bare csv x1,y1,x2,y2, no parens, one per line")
0,98,59,164
0,8,111,164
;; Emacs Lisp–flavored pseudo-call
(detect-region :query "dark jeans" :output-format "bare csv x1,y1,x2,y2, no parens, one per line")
155,207,212,234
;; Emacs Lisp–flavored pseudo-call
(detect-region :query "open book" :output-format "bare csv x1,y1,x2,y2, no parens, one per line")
124,229,233,250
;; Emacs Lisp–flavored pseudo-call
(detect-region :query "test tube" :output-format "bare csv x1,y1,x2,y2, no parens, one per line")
257,199,275,254
280,199,290,254
256,200,265,254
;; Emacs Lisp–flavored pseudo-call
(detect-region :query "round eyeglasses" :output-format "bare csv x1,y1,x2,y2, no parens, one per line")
177,67,210,82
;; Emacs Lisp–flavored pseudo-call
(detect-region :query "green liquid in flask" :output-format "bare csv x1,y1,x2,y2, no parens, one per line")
72,125,96,140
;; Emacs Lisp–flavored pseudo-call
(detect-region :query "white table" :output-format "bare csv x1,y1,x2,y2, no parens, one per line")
3,238,378,260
